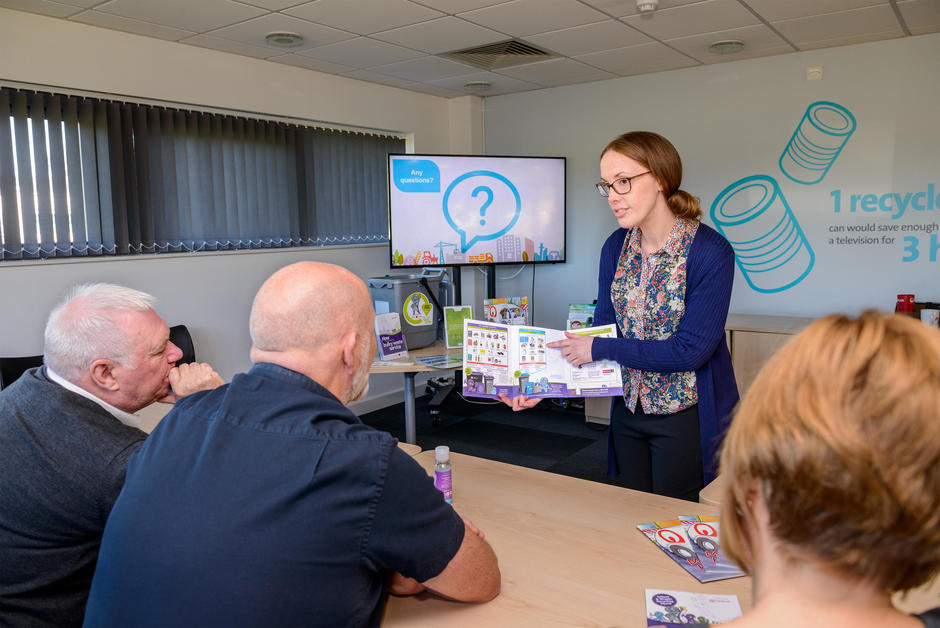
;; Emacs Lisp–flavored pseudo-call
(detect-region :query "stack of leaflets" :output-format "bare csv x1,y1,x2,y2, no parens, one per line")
645,589,742,627
461,319,622,399
374,312,408,361
637,515,745,583
566,303,596,330
483,296,528,325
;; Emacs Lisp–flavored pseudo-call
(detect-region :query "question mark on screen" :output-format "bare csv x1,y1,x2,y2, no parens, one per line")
472,185,494,226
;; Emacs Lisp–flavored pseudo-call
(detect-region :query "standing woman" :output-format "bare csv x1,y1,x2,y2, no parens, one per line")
530,131,738,500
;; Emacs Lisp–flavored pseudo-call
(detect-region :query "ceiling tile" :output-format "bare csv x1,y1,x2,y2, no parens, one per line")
897,0,940,36
297,37,424,67
740,0,887,22
206,13,355,50
93,0,266,32
269,52,356,72
341,68,425,88
773,4,903,48
525,19,652,56
238,0,309,9
181,33,283,58
425,69,539,95
495,57,617,86
579,0,707,19
575,41,699,76
409,0,512,13
370,15,505,53
665,23,794,62
283,0,444,35
405,83,468,97
42,0,106,7
71,9,195,41
622,0,760,41
459,0,608,37
369,55,479,81
0,0,82,18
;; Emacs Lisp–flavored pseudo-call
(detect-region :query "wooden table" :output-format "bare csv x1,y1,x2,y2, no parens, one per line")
383,451,752,627
369,341,462,444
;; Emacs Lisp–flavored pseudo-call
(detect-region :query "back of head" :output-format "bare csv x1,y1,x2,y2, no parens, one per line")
44,283,157,382
249,261,373,359
720,311,940,593
601,131,701,220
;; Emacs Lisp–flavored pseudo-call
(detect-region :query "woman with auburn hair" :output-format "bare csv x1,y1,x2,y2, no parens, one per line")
502,131,738,501
720,311,940,627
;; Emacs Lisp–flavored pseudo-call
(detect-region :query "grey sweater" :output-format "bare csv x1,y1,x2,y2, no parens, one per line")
0,367,146,627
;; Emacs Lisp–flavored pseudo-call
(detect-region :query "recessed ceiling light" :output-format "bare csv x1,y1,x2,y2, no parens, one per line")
265,31,304,48
636,0,658,12
464,81,492,92
708,40,745,54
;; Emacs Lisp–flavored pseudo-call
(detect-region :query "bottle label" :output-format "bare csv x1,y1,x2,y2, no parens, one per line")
434,470,453,503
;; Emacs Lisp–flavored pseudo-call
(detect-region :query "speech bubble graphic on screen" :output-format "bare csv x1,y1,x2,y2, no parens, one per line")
443,171,522,253
393,159,440,193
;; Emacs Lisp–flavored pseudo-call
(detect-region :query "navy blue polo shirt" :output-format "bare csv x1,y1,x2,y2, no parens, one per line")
84,363,464,628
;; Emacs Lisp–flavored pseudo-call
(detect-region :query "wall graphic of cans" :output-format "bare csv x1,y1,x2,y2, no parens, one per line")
711,176,815,294
710,100,855,293
779,101,856,185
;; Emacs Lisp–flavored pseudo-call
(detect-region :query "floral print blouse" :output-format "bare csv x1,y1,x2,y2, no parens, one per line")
610,218,699,415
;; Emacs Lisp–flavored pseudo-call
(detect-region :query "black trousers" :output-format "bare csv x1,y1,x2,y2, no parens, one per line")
610,397,703,502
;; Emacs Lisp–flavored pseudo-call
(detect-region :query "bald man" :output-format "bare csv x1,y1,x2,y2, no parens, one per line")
84,262,500,628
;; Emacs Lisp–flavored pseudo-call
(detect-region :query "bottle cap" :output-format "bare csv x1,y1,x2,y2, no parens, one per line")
435,445,450,462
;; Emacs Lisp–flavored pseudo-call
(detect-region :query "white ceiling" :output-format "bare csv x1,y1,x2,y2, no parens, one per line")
3,0,938,97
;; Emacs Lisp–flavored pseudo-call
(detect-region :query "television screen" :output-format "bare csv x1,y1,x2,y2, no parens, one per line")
388,154,566,267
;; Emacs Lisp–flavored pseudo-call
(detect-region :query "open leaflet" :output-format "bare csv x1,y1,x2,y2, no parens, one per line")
461,319,623,399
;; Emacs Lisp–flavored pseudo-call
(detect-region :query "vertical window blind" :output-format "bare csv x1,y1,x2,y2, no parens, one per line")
0,86,403,260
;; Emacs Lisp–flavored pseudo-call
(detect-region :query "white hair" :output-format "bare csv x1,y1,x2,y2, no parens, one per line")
43,283,157,381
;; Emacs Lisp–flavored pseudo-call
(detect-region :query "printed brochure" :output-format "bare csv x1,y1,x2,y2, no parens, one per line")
645,589,742,626
637,515,745,584
461,319,623,399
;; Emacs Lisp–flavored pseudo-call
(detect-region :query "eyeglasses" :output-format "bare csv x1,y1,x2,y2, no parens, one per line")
595,171,650,197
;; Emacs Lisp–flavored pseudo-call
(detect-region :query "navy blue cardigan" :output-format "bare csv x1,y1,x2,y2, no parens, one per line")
591,223,739,484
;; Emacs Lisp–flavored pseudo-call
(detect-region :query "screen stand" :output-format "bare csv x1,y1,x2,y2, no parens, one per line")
485,264,496,299
450,265,462,306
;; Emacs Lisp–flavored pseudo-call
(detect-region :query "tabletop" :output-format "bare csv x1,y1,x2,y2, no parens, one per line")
383,451,752,627
369,341,462,374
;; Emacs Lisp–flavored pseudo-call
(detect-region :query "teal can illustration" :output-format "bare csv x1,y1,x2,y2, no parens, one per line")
779,101,856,185
710,175,814,294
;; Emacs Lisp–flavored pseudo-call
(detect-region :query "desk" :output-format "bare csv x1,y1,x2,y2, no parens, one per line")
369,341,462,444
699,475,724,507
384,451,752,626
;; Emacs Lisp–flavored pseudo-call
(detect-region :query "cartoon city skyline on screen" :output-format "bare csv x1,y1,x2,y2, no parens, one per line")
388,155,565,267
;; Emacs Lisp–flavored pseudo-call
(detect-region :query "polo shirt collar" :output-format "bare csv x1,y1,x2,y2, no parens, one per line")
248,362,345,406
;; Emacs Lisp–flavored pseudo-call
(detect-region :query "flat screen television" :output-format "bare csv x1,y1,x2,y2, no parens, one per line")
387,154,566,268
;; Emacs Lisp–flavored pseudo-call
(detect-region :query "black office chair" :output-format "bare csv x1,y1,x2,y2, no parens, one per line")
168,325,196,366
0,355,44,390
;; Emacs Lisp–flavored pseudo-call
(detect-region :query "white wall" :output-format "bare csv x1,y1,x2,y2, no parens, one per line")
0,9,472,412
483,33,940,326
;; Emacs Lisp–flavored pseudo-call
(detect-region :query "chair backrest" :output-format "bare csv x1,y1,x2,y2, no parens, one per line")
168,325,196,366
0,355,44,390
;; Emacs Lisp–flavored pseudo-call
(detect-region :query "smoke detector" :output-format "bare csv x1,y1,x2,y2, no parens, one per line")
708,39,745,54
264,31,304,48
637,0,659,12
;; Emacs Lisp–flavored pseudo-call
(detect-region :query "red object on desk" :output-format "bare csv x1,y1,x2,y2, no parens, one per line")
896,294,915,314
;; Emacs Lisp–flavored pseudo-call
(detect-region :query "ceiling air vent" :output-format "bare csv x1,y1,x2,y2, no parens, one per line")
439,39,557,70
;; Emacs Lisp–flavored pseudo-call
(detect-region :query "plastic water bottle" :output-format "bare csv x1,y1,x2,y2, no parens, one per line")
434,445,453,503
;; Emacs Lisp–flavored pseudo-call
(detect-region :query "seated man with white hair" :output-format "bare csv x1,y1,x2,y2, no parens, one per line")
0,283,223,628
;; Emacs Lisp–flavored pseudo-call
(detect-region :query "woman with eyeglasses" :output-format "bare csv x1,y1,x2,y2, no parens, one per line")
501,131,738,501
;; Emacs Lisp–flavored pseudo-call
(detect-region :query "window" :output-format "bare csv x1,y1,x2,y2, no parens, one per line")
0,86,404,260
